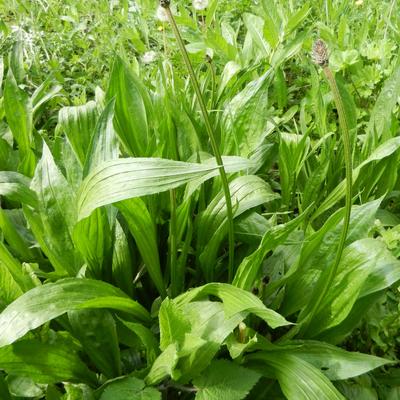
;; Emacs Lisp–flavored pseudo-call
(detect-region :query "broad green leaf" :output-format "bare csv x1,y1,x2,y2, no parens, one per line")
74,99,118,278
0,373,12,400
270,32,308,69
31,76,62,116
243,14,270,57
363,64,400,155
314,137,400,219
194,360,260,400
247,352,344,400
77,156,253,220
305,238,400,337
0,261,23,307
0,241,34,294
57,101,99,166
112,220,134,296
0,339,96,385
0,171,37,207
69,309,121,378
3,69,35,176
0,208,35,261
285,2,311,35
7,376,46,398
150,300,245,383
9,41,25,82
261,1,280,48
145,343,179,385
159,298,191,351
0,278,150,346
174,283,290,329
117,318,159,364
107,56,151,156
221,70,273,156
279,132,310,207
117,198,165,297
233,210,308,291
282,200,381,317
29,142,81,275
83,98,119,176
197,175,279,280
286,340,393,380
100,376,160,400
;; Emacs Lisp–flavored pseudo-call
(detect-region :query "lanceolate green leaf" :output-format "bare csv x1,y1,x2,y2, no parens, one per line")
57,101,99,166
0,339,97,385
69,309,121,378
29,142,81,276
197,176,279,280
363,64,400,155
3,69,35,176
313,137,400,220
77,156,253,220
0,278,150,347
233,210,308,291
247,352,344,400
303,238,400,337
174,283,290,329
117,198,166,297
284,340,393,380
73,99,118,279
107,56,152,157
0,171,37,208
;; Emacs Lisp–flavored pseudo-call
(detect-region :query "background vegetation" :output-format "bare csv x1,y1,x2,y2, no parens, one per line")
0,0,400,398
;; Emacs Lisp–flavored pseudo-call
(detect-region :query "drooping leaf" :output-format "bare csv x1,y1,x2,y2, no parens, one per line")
247,352,344,400
174,283,290,329
285,340,393,380
0,278,150,347
77,156,253,220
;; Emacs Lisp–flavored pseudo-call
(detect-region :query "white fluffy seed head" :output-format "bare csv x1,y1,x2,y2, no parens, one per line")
193,0,209,10
156,5,169,22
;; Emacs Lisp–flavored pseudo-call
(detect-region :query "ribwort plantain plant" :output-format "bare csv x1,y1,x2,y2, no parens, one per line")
282,39,354,340
159,0,236,282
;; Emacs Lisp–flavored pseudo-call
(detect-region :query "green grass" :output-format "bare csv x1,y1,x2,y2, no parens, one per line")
0,0,400,398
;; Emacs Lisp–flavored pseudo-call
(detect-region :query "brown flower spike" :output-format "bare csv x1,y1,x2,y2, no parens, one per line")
312,39,329,67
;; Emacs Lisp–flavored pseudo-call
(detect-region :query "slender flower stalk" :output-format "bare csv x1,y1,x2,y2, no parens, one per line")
160,0,236,281
281,39,353,340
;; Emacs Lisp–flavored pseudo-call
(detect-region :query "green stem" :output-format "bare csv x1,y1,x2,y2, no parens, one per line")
280,65,353,341
163,3,235,281
169,189,178,297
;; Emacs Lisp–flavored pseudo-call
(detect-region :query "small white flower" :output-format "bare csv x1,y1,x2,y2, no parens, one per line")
142,51,157,64
156,6,169,22
193,0,209,10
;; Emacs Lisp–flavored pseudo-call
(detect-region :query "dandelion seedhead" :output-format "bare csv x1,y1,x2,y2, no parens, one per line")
312,39,329,67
